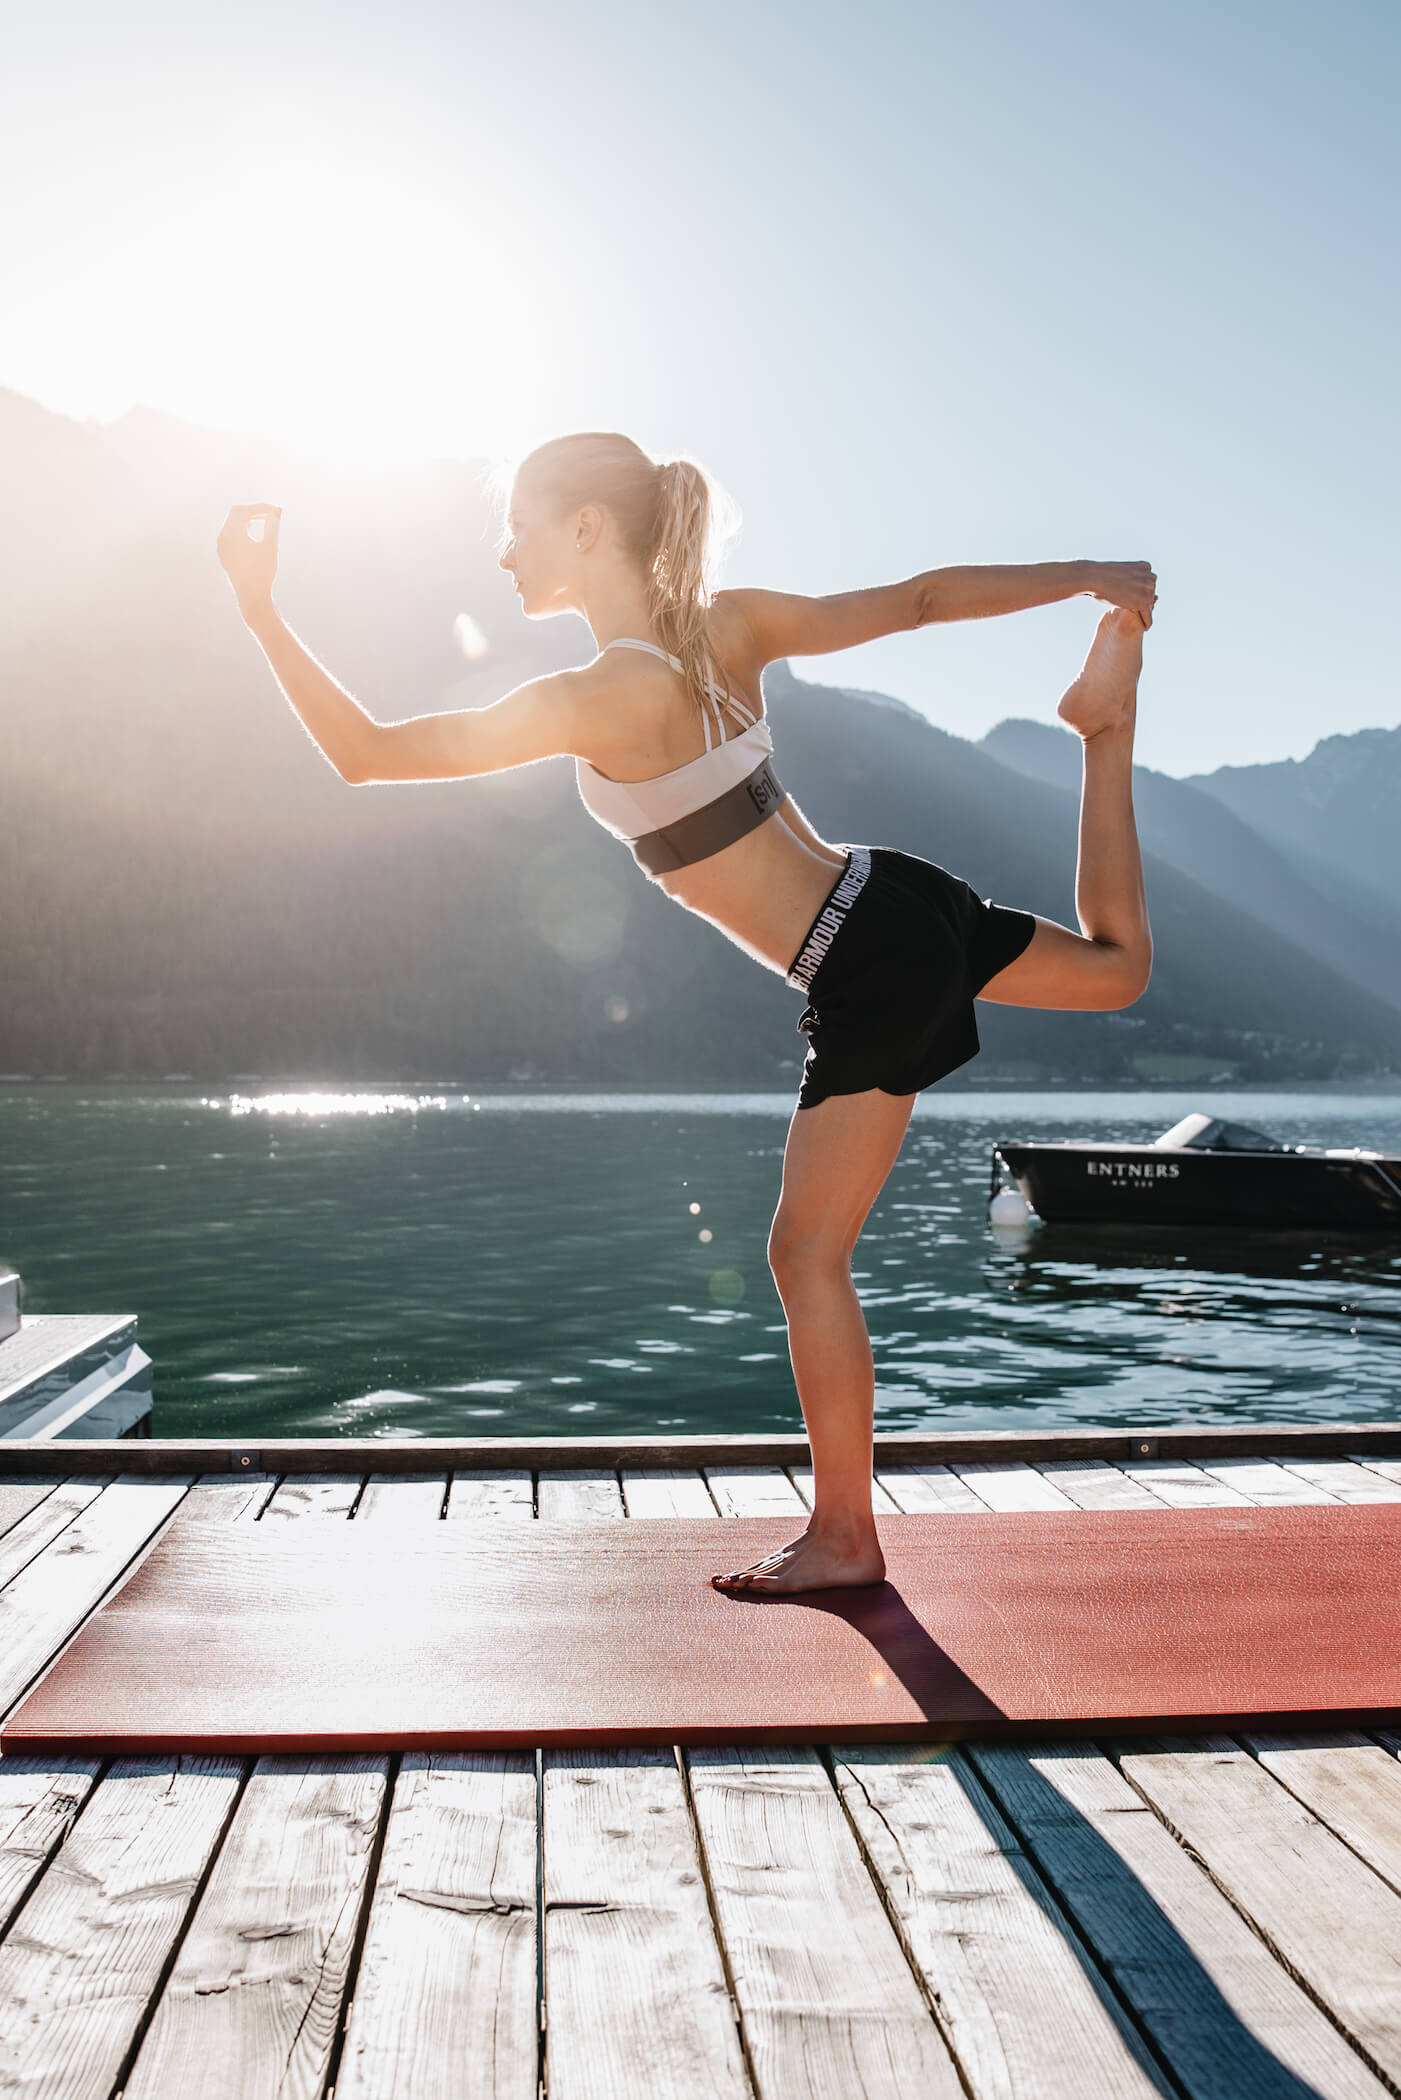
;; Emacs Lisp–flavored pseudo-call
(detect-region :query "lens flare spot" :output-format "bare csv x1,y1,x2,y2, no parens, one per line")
697,1227,713,1244
689,1201,701,1215
708,1268,745,1305
454,612,489,659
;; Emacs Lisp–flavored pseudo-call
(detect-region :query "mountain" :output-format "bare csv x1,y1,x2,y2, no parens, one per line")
1187,728,1401,920
982,718,1401,1012
4,389,1399,1086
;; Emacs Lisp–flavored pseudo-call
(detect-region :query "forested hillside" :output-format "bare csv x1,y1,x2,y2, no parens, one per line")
5,390,1398,1086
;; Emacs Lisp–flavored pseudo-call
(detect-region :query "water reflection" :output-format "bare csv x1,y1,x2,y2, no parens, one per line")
1,1084,1399,1441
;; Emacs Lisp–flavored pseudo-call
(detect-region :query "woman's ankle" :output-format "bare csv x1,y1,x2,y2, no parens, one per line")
806,1502,879,1542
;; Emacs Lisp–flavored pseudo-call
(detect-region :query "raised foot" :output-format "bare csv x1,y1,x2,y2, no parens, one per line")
1057,606,1144,741
711,1530,887,1596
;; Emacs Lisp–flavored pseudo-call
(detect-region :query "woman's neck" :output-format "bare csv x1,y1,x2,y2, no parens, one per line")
577,571,657,655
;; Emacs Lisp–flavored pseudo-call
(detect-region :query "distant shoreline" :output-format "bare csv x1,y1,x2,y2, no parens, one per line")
4,1077,1401,1099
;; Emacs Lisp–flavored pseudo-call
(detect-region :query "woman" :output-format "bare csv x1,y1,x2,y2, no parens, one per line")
217,431,1154,1594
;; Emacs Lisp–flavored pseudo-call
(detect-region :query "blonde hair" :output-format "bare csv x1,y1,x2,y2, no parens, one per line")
513,432,738,718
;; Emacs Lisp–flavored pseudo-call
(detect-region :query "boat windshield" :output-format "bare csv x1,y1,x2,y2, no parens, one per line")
1154,1113,1287,1153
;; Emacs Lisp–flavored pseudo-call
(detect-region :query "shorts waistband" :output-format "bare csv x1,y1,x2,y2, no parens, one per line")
785,846,873,992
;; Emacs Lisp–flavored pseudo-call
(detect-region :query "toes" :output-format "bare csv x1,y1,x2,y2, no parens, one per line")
713,1555,786,1590
713,1539,812,1594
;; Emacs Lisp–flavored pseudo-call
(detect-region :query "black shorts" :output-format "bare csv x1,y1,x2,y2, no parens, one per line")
785,845,1036,1109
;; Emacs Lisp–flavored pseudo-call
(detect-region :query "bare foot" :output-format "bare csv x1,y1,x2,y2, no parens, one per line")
711,1528,887,1596
1057,607,1144,741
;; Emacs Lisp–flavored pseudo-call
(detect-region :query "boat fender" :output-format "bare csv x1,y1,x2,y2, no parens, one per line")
989,1187,1032,1227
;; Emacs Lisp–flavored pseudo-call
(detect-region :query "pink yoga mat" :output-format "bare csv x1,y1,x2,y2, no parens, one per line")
7,1507,1401,1751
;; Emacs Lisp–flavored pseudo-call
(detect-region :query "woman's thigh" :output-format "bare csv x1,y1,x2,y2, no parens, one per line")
771,1087,917,1261
976,914,1141,1011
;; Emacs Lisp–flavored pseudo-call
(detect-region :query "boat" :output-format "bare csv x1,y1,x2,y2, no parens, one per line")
991,1111,1401,1229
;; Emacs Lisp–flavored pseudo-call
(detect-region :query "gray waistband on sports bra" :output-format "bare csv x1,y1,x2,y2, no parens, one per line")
629,755,787,876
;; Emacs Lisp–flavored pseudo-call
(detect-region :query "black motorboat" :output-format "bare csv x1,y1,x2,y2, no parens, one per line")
992,1112,1401,1229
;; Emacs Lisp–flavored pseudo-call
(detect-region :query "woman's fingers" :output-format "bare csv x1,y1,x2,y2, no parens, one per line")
1096,560,1157,622
216,504,282,605
219,503,281,538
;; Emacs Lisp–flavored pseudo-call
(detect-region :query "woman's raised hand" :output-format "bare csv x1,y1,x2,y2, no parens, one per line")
1086,560,1157,628
217,504,282,616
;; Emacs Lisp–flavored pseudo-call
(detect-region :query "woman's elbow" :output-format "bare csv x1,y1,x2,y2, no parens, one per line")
338,729,390,784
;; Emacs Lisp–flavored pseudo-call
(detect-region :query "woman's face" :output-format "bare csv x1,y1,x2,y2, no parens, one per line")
498,479,579,617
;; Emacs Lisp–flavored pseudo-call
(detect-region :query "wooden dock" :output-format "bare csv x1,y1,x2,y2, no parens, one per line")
4,1425,1401,2097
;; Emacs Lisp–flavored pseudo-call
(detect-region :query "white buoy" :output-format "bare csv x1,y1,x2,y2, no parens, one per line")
989,1186,1032,1228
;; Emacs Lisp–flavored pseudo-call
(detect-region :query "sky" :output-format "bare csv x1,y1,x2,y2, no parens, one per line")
4,0,1398,774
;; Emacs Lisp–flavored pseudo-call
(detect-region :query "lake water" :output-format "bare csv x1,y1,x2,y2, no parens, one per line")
3,1085,1400,1442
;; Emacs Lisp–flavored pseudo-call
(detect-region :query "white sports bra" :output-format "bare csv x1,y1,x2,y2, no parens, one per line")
576,637,787,877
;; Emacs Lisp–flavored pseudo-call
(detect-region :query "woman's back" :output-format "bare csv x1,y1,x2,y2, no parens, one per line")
570,616,848,970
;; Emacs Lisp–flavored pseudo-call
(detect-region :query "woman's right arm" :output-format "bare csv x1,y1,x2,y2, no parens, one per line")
217,505,581,783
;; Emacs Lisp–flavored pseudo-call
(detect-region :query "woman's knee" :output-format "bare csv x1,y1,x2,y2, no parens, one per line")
1099,937,1153,1008
767,1211,852,1291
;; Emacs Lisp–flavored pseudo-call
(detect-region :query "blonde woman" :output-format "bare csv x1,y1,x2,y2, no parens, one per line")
217,433,1155,1594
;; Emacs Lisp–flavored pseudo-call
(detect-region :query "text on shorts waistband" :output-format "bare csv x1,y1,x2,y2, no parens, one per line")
785,847,873,992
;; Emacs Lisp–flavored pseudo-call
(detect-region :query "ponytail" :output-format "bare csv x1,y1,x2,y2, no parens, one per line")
513,432,738,719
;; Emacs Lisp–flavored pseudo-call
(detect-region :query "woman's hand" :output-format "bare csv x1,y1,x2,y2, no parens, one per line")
1084,560,1157,628
217,504,281,619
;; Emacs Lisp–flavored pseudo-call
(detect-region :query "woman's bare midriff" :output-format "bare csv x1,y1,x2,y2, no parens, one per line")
656,810,850,976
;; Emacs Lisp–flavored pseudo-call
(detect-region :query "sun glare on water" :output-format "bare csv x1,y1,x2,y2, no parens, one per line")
222,1091,456,1118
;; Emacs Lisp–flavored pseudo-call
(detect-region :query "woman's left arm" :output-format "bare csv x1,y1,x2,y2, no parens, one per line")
718,558,1156,665
915,560,1156,626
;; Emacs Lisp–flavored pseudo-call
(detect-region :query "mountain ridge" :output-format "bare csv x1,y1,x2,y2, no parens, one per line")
4,388,1398,1086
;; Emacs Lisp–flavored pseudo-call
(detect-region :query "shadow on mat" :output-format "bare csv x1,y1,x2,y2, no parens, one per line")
725,1580,1007,1727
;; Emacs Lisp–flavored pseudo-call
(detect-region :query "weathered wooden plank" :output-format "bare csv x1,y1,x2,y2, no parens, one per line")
1035,1461,1165,1511
788,1469,900,1515
122,1754,387,2100
875,1465,993,1514
621,1470,719,1518
971,1741,1389,2100
833,1746,1164,2099
0,1757,243,2100
1244,1732,1401,1901
0,1478,106,1594
703,1468,806,1518
258,1473,362,1520
687,1747,962,2099
1351,1455,1401,1487
1283,1458,1401,1502
336,1753,537,2100
446,1470,534,1521
14,1425,1401,1477
537,1471,625,1520
355,1474,448,1523
0,1478,62,1540
544,1750,748,2100
951,1462,1077,1513
0,1756,102,1933
0,1477,189,1721
183,1473,278,1523
1117,1736,1401,2086
1197,1458,1336,1504
1118,1460,1251,1507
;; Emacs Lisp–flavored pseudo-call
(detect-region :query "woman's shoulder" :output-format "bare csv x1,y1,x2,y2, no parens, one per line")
708,590,764,675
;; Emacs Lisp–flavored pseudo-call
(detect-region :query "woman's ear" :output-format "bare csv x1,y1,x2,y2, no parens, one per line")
573,504,604,554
